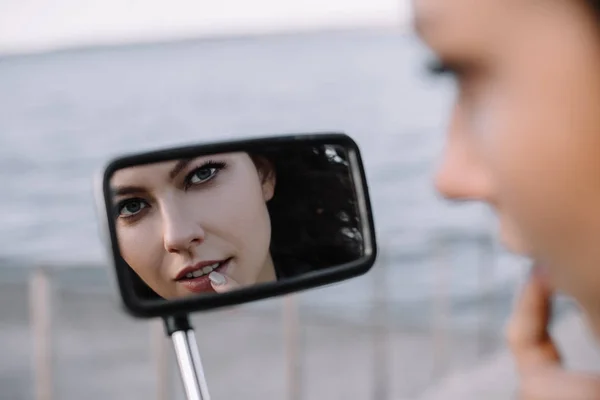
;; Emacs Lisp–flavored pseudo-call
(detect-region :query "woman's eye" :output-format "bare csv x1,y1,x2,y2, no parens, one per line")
119,199,148,217
183,161,227,189
186,165,223,187
189,167,217,184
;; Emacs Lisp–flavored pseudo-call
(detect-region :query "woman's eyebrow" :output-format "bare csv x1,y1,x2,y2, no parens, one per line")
111,158,195,196
111,186,146,197
169,158,193,180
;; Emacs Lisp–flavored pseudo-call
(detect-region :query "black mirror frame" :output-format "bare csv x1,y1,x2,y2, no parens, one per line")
94,132,378,318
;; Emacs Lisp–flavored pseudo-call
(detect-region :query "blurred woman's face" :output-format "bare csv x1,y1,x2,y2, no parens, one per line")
414,0,600,327
110,152,276,299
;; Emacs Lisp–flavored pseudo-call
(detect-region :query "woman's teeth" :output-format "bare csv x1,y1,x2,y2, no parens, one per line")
184,262,221,279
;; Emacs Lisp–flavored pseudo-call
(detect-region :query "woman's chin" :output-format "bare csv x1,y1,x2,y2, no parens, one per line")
499,236,530,257
497,221,534,257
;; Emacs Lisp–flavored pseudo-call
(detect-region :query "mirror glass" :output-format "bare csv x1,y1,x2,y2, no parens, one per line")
108,143,367,302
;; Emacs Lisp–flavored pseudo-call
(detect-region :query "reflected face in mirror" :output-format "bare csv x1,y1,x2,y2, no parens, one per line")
110,152,277,299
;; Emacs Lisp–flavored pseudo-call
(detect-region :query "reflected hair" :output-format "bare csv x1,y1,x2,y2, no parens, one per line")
586,0,600,23
250,144,363,278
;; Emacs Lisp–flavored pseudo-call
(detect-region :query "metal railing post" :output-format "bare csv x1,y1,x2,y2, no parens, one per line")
283,294,302,400
29,267,54,400
477,232,495,358
431,233,451,380
151,318,172,400
371,238,390,400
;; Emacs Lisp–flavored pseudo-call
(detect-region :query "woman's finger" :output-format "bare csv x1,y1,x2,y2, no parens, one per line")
505,265,561,373
504,266,600,399
208,271,241,293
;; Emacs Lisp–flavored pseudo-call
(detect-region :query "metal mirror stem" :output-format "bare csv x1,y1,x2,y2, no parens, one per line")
164,316,211,400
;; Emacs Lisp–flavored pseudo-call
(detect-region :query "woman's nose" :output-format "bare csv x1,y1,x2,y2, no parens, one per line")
433,114,493,202
162,206,205,254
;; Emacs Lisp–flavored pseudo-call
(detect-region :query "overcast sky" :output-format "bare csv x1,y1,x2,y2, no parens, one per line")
0,0,413,55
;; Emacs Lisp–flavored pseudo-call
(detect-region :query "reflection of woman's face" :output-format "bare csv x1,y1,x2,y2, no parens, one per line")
110,152,276,299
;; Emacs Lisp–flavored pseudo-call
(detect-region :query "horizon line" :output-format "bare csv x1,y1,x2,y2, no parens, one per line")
0,19,413,59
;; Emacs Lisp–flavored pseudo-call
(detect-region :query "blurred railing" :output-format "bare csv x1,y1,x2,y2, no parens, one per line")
5,229,514,400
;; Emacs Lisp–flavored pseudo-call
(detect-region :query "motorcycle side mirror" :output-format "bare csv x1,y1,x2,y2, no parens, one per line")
93,132,377,400
94,132,377,318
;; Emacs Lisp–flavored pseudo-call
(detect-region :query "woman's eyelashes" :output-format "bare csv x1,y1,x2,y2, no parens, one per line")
426,57,459,78
425,57,475,81
427,60,452,76
183,160,227,190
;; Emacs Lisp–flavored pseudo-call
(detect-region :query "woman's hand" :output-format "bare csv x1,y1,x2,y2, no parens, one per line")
506,266,600,399
208,271,241,293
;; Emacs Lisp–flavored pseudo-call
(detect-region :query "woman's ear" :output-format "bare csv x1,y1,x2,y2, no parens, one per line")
261,163,276,201
250,155,276,201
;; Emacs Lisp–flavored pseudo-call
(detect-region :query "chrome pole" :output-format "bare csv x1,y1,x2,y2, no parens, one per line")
165,316,211,400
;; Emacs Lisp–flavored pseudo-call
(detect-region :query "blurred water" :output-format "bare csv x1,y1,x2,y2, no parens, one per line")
0,29,528,322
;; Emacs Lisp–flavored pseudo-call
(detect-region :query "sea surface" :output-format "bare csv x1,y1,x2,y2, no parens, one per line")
0,29,533,328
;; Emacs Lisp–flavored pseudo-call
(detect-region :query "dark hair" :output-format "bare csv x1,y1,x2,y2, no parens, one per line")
126,144,363,299
251,143,363,278
586,0,600,19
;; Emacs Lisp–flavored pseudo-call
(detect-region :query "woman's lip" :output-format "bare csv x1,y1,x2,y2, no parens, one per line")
175,258,230,281
177,260,231,294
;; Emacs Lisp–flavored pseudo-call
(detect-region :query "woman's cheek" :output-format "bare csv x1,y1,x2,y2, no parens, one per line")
121,230,146,273
471,88,527,172
122,220,161,277
468,92,541,251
